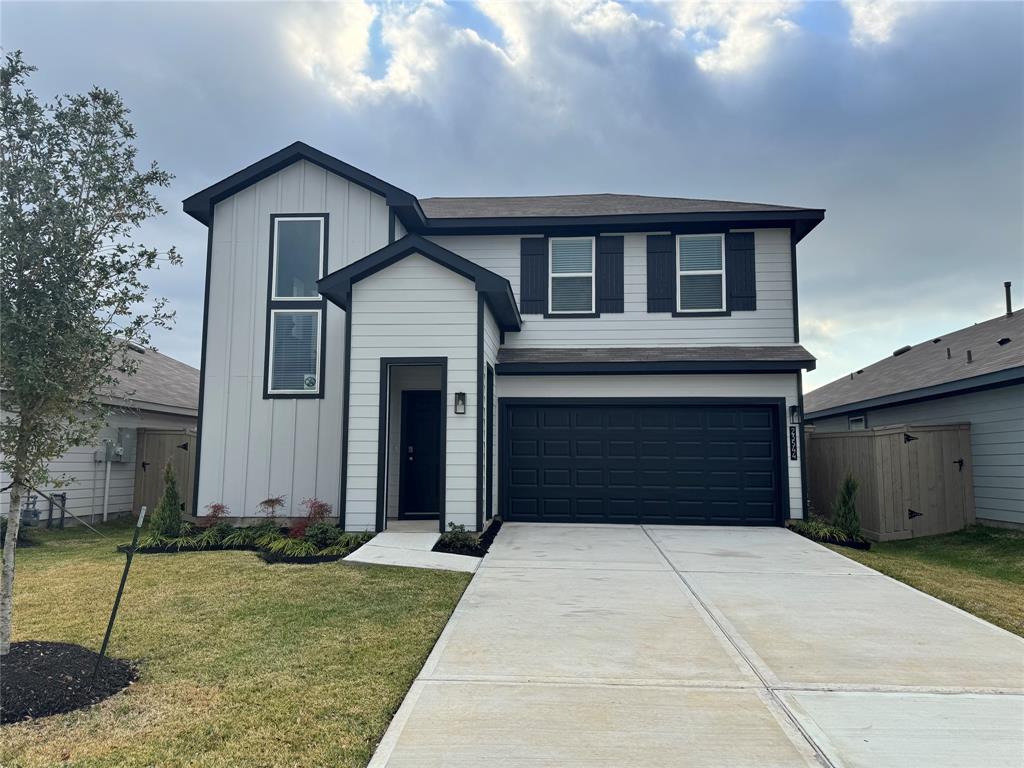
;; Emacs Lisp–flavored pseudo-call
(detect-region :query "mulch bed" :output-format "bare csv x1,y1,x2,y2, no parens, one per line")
1,641,137,724
789,528,871,550
256,551,347,565
433,518,503,557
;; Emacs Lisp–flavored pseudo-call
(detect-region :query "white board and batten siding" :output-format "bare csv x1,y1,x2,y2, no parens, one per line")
430,228,795,347
809,384,1024,527
199,160,389,520
347,254,480,531
497,374,806,518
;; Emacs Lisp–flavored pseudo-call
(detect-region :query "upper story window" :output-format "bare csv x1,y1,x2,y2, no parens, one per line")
266,214,327,398
272,216,325,299
848,415,867,431
677,234,725,312
549,237,595,314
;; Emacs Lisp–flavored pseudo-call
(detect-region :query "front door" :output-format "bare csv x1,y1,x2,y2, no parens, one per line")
399,390,443,517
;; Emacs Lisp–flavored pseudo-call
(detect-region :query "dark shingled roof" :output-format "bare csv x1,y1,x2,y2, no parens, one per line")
420,193,810,220
104,346,200,416
804,312,1024,417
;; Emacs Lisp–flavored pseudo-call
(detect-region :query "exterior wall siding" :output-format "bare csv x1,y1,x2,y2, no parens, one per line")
347,254,479,531
429,228,794,348
496,373,804,518
808,384,1024,527
198,160,389,520
1,409,194,523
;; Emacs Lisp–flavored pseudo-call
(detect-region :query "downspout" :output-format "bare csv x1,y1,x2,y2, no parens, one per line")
101,444,112,523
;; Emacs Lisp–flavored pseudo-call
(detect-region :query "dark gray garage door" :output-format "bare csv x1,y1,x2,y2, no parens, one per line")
502,400,784,525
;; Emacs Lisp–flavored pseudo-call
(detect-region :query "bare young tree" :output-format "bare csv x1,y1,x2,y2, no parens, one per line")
0,51,179,654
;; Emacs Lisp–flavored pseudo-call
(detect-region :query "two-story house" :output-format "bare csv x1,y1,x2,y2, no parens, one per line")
182,142,823,533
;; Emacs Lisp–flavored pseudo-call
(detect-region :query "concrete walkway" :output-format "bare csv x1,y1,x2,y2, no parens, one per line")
344,530,479,573
368,523,1024,767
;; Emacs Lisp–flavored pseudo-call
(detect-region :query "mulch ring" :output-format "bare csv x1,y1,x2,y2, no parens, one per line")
1,641,137,724
433,518,503,558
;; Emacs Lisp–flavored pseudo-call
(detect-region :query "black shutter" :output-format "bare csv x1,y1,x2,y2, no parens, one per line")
726,232,756,311
646,234,675,313
596,236,624,313
519,237,548,314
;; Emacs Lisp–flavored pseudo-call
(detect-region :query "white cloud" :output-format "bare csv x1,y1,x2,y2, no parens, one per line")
665,1,802,74
843,0,916,46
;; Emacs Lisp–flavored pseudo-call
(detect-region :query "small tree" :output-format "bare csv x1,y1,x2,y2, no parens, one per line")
832,474,860,539
0,52,178,654
150,461,183,538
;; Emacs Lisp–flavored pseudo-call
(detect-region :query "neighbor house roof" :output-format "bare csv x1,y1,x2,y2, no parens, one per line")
804,312,1024,419
183,142,825,242
104,346,200,417
496,345,816,375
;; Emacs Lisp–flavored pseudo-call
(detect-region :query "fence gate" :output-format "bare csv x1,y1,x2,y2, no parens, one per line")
805,423,975,541
133,429,196,518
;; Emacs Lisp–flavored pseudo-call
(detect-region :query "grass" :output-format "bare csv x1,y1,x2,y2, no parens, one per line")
3,520,471,767
826,524,1024,637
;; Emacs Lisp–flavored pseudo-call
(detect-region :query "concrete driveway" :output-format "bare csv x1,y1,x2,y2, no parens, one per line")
368,524,1024,767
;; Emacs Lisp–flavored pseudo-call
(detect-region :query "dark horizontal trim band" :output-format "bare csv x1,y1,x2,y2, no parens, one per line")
495,360,815,375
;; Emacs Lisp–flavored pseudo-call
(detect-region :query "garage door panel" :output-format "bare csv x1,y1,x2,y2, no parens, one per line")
504,401,783,526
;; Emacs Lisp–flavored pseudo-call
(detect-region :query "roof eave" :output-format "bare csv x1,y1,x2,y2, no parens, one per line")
496,359,815,376
804,365,1024,420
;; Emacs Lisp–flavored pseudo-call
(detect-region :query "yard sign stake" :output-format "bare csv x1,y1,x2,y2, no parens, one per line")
92,506,146,685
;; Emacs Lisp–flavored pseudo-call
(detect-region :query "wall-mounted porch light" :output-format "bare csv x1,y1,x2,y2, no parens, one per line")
454,392,467,415
789,405,802,424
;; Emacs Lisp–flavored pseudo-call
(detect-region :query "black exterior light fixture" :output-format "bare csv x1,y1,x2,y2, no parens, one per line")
789,405,801,424
454,392,467,415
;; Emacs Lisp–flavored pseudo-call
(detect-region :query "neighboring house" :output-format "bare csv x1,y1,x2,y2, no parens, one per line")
1,345,199,525
804,294,1023,529
182,142,823,532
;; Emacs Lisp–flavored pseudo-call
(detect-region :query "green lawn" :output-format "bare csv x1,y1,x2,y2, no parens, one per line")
3,521,470,767
827,524,1024,637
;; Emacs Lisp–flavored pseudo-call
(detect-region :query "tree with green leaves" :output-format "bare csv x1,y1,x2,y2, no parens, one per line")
150,461,183,538
0,52,179,655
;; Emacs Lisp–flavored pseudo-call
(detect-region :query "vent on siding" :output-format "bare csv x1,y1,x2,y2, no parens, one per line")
892,345,912,357
997,337,1011,346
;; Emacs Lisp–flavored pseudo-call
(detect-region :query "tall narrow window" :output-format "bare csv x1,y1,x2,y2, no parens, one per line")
272,217,324,299
677,234,725,312
549,237,595,314
266,214,327,397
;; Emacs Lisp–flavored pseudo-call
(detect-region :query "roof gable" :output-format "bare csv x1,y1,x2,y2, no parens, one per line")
182,141,422,226
317,234,522,332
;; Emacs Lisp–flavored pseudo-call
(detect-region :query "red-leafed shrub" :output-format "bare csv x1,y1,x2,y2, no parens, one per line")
289,519,310,539
300,497,332,522
202,502,229,527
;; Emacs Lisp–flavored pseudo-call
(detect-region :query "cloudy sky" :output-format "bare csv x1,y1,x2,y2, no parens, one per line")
4,0,1022,391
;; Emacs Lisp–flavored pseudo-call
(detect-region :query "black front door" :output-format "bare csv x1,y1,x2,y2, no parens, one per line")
399,390,443,517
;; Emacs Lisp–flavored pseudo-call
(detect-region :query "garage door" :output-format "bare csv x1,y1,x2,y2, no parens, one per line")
502,401,784,525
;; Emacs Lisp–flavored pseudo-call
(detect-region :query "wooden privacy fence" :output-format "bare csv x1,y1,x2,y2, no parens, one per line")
132,429,196,518
805,423,975,541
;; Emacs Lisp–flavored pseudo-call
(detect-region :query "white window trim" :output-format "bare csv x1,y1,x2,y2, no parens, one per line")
267,308,322,395
271,216,325,302
548,236,596,315
676,233,726,313
848,415,867,431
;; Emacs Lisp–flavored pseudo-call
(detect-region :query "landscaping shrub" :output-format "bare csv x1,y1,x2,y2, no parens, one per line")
202,502,229,527
434,522,484,557
832,474,861,539
1,516,33,547
150,461,183,538
300,497,331,522
257,496,286,522
787,515,870,550
195,521,232,549
304,522,344,549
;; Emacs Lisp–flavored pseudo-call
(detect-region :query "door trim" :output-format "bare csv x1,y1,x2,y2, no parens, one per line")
398,390,443,520
497,397,790,525
485,364,495,522
376,357,448,533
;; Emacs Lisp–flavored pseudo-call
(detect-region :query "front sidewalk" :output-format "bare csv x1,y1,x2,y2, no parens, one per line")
367,523,1024,767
